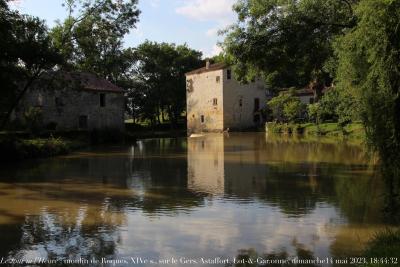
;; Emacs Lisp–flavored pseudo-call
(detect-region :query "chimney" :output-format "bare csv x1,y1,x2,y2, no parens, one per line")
206,60,210,70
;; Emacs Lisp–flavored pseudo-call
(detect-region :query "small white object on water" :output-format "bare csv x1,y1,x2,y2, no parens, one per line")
189,134,205,138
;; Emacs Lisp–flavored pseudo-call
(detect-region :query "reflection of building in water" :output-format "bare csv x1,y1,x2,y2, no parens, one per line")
188,134,225,194
187,133,354,217
187,133,269,196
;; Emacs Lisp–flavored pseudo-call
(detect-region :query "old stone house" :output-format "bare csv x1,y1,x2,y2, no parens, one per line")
186,62,267,133
12,72,125,131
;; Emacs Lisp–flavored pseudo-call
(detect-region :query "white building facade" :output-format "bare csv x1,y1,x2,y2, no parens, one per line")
186,63,266,133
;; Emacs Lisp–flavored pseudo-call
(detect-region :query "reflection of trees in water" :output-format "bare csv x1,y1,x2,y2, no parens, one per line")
0,135,390,262
224,159,383,220
219,134,384,221
229,242,318,267
7,206,121,262
127,139,208,215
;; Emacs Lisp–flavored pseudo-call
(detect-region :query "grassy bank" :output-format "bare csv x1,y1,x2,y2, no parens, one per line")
361,229,400,266
0,137,72,161
266,122,365,139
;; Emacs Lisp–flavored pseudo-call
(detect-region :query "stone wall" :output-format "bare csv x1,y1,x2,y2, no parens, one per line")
186,69,224,133
222,69,267,130
14,87,125,131
186,67,267,132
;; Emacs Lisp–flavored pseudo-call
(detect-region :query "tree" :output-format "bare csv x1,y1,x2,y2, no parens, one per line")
267,90,305,123
131,41,203,126
335,0,400,218
222,0,357,95
51,0,140,83
0,0,62,129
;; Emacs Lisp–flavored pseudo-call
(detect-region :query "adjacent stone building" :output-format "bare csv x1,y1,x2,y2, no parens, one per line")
186,62,266,133
13,72,125,131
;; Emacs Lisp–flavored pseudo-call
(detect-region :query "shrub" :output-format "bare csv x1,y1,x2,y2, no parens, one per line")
0,136,69,161
268,90,305,123
307,103,322,124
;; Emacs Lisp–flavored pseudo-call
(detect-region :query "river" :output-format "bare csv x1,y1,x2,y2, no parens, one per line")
0,133,390,266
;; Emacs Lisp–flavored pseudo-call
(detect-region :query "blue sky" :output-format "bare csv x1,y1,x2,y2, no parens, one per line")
12,0,237,58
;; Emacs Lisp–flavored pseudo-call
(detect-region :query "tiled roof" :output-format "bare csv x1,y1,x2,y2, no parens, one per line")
40,71,124,93
62,72,124,93
185,62,228,76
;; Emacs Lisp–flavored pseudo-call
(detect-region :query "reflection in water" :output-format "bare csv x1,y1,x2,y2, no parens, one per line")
0,133,392,266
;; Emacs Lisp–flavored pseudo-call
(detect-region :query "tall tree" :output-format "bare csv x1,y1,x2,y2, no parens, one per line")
130,41,203,126
0,0,61,129
223,0,356,96
335,0,400,219
51,0,140,83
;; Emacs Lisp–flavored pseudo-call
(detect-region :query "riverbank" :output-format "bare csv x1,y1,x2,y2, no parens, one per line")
0,126,187,161
266,122,365,139
0,136,73,161
361,229,400,266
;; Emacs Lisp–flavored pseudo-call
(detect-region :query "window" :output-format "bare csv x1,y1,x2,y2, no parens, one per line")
239,98,243,107
213,98,218,106
227,69,232,80
100,93,106,107
201,115,205,124
254,98,260,111
216,76,220,83
79,115,88,129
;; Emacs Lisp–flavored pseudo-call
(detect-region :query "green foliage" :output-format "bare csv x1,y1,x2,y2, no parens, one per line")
0,136,70,161
129,41,203,126
318,89,340,121
51,0,140,82
283,100,305,123
335,0,400,217
307,103,322,124
268,91,305,122
0,1,62,128
306,87,360,125
266,122,304,135
223,0,356,88
362,229,400,266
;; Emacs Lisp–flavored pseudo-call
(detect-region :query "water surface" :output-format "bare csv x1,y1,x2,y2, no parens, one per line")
0,133,389,266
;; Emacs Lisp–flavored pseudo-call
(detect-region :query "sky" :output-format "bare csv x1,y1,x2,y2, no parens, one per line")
12,0,237,58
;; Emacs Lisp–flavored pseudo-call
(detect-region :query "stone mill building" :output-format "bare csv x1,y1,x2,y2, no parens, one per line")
12,72,125,131
186,62,267,133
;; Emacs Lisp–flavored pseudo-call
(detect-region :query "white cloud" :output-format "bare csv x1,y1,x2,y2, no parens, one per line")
206,27,219,37
202,44,223,58
8,0,22,7
176,0,235,58
176,0,235,23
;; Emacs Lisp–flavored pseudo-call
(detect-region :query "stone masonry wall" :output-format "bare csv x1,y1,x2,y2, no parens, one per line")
14,87,125,131
186,70,224,133
222,69,267,130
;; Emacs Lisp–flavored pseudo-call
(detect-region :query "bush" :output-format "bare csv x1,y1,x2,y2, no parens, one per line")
266,122,304,135
307,103,322,123
0,136,70,161
268,90,306,123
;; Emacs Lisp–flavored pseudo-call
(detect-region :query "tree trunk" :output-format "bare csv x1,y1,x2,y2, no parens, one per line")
0,71,42,130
